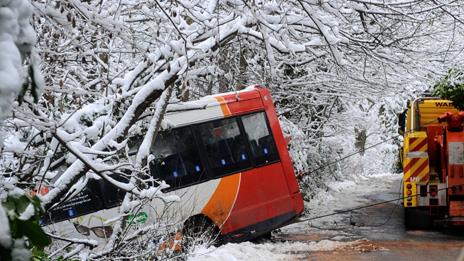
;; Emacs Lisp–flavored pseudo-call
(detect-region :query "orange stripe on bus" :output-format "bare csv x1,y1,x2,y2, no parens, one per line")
215,96,231,116
410,139,427,152
201,174,241,226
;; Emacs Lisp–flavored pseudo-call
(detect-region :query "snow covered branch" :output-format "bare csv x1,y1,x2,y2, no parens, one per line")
1,0,464,258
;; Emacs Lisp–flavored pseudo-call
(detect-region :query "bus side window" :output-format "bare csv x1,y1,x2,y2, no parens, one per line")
98,174,128,208
150,127,204,188
241,112,280,166
43,179,105,224
198,117,251,177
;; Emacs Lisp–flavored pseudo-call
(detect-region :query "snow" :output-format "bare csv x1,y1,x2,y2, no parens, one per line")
188,240,358,260
139,186,179,202
135,88,171,166
189,243,279,261
18,204,35,221
0,0,36,145
60,101,107,134
166,102,208,112
11,239,31,261
207,0,218,14
0,205,11,248
3,135,27,154
4,0,464,259
40,6,256,211
0,176,23,198
119,61,148,92
0,36,22,92
30,49,44,91
63,244,85,259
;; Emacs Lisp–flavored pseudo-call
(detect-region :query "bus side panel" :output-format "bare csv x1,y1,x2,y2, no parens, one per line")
258,88,301,196
201,174,241,227
222,88,302,202
221,163,295,234
219,88,304,234
44,178,224,249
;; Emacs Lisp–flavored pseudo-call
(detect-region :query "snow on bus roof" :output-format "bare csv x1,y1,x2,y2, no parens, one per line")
162,85,263,128
166,85,261,112
206,84,261,98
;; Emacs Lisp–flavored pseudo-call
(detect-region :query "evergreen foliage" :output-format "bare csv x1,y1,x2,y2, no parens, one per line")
433,69,464,110
0,196,51,261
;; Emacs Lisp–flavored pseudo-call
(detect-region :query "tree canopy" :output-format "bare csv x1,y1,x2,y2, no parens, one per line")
1,0,464,259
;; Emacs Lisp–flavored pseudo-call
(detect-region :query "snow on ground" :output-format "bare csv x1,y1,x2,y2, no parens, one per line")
281,172,402,238
188,240,358,261
295,172,402,229
188,173,401,260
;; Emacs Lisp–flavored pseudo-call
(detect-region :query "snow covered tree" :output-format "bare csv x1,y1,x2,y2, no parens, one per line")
0,0,49,260
1,0,464,258
433,69,464,110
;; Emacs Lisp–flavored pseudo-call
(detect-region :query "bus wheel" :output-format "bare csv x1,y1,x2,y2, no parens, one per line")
182,215,220,250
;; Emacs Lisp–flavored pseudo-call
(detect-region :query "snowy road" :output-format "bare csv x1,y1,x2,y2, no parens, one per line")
189,173,464,260
278,173,464,260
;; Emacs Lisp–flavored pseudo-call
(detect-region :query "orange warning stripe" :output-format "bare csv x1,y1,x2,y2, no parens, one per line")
410,139,427,152
418,170,430,182
404,136,430,183
404,158,429,182
403,158,419,174
411,160,428,178
405,158,426,178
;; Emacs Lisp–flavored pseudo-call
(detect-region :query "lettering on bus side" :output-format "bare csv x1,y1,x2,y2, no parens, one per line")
435,102,453,107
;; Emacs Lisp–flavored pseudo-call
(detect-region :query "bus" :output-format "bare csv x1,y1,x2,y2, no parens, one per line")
42,85,304,248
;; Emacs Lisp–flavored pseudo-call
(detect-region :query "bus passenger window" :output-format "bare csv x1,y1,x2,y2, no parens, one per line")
242,112,279,166
150,127,204,188
198,117,251,176
98,174,128,208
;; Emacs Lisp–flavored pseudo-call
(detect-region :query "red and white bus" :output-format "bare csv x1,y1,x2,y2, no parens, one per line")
43,85,304,246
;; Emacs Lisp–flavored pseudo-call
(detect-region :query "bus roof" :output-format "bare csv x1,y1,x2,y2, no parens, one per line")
163,85,265,128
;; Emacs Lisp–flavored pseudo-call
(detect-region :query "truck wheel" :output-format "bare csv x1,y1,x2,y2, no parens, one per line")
404,208,432,229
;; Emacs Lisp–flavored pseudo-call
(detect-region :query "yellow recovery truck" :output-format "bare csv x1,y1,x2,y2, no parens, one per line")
400,97,464,228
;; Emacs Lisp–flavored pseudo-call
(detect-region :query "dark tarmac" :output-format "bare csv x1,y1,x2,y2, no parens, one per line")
275,176,464,260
